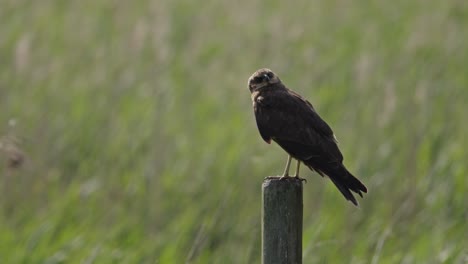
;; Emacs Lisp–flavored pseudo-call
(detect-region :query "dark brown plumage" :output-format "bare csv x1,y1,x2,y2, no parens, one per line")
248,68,367,206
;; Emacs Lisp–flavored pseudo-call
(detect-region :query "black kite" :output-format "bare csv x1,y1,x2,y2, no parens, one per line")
248,68,367,205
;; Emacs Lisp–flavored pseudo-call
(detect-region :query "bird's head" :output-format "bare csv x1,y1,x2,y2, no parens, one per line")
248,68,281,92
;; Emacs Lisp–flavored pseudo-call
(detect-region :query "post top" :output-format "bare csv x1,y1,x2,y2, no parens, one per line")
262,176,305,188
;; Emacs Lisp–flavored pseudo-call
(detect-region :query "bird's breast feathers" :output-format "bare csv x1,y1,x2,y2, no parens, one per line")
251,90,260,103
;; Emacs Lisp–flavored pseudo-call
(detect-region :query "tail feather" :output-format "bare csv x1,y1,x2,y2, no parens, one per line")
305,161,367,206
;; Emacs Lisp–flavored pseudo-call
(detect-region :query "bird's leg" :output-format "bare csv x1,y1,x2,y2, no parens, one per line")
293,161,307,183
279,155,292,180
294,161,300,177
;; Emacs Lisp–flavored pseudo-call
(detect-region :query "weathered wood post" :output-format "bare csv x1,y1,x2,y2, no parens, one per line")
262,177,303,264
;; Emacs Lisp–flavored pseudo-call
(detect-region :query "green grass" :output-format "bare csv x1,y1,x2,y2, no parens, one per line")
1,0,467,263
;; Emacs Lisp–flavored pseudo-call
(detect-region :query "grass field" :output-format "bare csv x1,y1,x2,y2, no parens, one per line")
1,0,467,263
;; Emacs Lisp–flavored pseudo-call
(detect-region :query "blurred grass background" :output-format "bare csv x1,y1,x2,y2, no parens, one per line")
0,0,467,263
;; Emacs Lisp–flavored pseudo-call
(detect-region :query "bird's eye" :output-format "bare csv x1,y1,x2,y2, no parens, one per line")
254,76,264,83
263,74,271,81
267,72,273,78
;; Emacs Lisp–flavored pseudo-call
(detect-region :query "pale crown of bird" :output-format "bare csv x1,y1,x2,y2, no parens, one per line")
248,68,281,92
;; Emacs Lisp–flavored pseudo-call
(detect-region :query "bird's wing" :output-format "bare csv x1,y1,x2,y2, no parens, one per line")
254,110,272,144
255,89,343,162
287,89,336,139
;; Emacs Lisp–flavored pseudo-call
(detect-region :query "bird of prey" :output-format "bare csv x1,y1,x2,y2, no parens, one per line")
248,68,367,205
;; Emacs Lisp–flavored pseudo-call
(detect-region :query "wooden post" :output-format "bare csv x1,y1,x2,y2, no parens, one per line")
262,177,303,264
